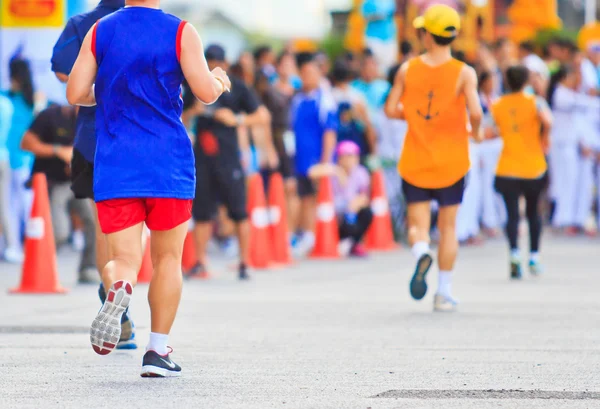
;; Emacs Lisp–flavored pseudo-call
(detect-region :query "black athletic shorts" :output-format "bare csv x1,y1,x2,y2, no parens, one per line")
71,149,94,200
272,128,294,179
297,175,316,198
402,177,465,207
192,151,247,223
494,173,548,197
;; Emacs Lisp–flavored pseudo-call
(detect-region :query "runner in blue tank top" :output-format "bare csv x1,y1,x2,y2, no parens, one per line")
51,0,140,351
67,0,231,377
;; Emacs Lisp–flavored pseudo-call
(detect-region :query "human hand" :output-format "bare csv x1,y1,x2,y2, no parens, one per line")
56,146,73,164
211,67,231,93
581,145,593,158
214,108,238,127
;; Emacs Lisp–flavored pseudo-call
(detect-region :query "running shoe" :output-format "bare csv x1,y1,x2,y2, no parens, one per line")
186,263,210,280
409,252,434,300
141,348,181,378
78,267,101,285
433,294,458,312
90,280,133,355
98,284,138,350
529,260,544,276
239,263,250,281
350,243,368,258
510,261,523,280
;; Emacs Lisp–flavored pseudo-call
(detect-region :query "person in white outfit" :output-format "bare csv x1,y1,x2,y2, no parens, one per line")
570,51,600,235
478,70,506,236
548,66,584,232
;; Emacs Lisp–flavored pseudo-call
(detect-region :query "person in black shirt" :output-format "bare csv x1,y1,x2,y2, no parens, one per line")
21,104,97,283
187,44,270,280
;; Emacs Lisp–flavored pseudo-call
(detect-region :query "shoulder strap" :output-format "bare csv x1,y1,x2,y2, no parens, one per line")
176,21,188,62
91,21,99,62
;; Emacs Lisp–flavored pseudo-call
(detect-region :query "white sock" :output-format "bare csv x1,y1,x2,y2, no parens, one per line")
530,252,540,263
411,241,430,260
437,270,453,298
510,249,520,262
303,231,315,247
146,332,169,356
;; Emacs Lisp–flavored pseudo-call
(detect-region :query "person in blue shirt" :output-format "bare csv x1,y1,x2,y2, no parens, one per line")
361,0,397,75
0,94,16,262
289,52,338,257
3,59,35,264
351,49,391,116
51,0,139,350
67,0,230,376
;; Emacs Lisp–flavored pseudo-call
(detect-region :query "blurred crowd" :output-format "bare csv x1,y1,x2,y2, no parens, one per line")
0,31,599,280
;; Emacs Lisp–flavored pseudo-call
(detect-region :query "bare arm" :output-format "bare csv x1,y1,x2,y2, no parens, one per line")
21,131,73,163
321,129,337,164
66,25,97,106
462,66,484,142
537,99,553,152
55,73,69,84
180,24,229,104
384,62,408,120
307,163,338,179
354,102,377,153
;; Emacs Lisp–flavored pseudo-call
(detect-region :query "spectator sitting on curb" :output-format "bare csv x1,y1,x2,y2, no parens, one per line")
308,141,373,258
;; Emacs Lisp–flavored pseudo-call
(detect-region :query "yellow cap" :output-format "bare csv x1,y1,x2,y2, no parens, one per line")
413,4,461,38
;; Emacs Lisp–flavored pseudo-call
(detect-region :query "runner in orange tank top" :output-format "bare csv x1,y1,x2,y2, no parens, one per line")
384,4,484,312
487,65,553,280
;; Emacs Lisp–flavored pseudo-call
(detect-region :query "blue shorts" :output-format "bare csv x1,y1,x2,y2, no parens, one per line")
402,177,465,207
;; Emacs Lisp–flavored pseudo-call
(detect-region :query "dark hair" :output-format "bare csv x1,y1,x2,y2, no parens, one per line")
253,45,272,62
387,63,400,87
9,58,34,108
493,37,509,51
431,34,455,46
505,65,529,92
547,65,574,108
229,62,244,80
519,40,535,53
331,60,353,84
400,40,413,56
453,50,466,62
296,52,315,69
478,71,491,91
361,48,374,58
276,50,292,66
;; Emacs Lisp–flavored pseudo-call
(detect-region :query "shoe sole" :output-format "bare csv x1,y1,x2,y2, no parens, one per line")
116,340,138,350
141,365,182,378
90,280,132,356
410,254,433,300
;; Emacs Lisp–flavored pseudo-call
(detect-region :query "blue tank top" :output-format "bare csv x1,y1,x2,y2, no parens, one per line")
93,7,195,202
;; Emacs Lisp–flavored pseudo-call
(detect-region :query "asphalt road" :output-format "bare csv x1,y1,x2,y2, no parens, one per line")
0,235,598,409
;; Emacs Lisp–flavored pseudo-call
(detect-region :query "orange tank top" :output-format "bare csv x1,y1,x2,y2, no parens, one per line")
491,93,547,179
398,57,470,189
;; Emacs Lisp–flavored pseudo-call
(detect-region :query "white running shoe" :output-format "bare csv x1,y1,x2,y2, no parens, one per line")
90,280,133,355
434,294,459,312
4,247,24,264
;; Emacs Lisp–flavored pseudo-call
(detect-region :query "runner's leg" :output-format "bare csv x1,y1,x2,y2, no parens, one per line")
148,221,187,337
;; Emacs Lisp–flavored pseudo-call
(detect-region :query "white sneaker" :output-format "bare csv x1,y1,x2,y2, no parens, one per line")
72,230,85,252
4,247,24,264
434,294,459,312
293,233,315,258
337,238,353,257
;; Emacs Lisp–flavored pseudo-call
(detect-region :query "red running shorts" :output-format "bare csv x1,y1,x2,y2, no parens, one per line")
96,198,193,234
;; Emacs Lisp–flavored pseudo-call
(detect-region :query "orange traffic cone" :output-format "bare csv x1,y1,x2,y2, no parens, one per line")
181,229,196,272
268,173,292,265
247,174,272,269
10,174,67,294
365,170,397,251
137,236,153,284
311,177,340,259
